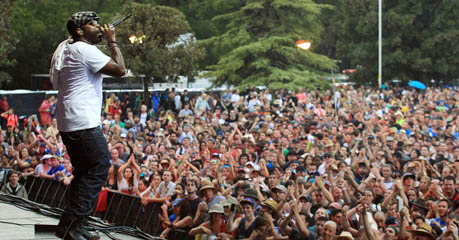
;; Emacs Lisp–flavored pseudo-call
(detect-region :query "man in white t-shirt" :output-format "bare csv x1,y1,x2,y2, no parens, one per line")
231,89,241,104
141,170,176,205
52,11,125,240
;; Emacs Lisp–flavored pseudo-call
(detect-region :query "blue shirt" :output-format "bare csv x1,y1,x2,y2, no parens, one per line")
47,164,66,180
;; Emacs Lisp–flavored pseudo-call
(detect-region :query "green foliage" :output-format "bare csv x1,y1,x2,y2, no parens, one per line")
335,0,459,85
6,0,458,89
0,0,16,88
7,0,131,89
165,0,247,67
116,3,205,83
201,0,336,90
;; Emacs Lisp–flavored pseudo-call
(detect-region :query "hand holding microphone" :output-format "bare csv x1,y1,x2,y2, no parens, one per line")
100,14,132,45
100,24,117,45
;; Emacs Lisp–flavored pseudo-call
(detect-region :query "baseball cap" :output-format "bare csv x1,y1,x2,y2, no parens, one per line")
68,11,99,27
240,198,255,207
40,154,54,161
67,11,99,33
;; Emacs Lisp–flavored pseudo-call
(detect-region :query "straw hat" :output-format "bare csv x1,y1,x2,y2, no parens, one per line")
333,231,354,240
409,222,436,240
208,204,224,214
199,181,216,194
261,199,279,212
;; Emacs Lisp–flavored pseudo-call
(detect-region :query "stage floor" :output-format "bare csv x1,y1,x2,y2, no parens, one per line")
0,202,143,240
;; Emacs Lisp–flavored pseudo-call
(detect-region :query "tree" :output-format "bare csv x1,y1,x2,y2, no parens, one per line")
200,0,336,90
0,0,16,89
116,3,205,104
335,0,459,86
7,0,129,89
158,0,246,67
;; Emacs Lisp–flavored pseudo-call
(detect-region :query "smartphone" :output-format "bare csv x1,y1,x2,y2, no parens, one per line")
397,196,404,212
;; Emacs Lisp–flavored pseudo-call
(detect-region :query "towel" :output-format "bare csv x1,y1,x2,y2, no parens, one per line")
50,39,71,90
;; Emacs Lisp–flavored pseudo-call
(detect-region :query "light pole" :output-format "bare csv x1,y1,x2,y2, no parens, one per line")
378,0,382,88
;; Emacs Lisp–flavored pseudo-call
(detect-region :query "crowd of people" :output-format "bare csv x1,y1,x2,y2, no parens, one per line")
0,84,458,240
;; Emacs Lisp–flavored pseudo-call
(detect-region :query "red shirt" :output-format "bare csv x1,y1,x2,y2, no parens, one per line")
39,100,52,126
3,113,18,129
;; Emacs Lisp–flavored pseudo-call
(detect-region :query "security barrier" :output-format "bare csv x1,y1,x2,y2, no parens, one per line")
23,176,163,236
0,167,12,190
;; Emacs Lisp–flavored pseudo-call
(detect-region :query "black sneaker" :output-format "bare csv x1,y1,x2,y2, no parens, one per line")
60,222,85,240
82,228,100,240
56,224,99,240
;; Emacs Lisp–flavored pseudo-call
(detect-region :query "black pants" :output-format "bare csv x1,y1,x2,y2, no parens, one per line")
60,127,109,225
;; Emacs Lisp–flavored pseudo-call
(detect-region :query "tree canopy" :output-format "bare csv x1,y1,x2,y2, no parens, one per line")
334,0,459,85
0,0,17,88
3,0,459,89
7,0,131,89
116,3,205,83
199,0,336,90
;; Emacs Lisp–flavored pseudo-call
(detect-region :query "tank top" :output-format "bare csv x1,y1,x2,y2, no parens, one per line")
238,217,256,239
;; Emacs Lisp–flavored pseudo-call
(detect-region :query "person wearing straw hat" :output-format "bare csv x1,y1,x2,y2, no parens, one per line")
199,180,225,208
189,204,232,239
409,222,437,240
333,231,354,240
260,199,279,217
193,180,225,226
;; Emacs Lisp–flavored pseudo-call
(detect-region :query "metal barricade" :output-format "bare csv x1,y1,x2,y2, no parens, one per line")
23,176,163,236
0,167,11,190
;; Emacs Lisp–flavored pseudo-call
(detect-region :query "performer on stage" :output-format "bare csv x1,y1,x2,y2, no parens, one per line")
51,11,125,240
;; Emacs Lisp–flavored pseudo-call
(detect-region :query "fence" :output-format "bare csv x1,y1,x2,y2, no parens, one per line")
22,176,164,236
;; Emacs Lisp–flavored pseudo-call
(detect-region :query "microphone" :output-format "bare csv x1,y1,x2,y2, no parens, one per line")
110,14,132,28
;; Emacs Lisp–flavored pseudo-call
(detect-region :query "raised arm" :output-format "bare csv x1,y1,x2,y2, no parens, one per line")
117,154,132,181
99,24,125,77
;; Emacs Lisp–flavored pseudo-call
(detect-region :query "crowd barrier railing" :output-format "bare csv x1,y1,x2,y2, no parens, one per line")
23,176,163,236
0,167,12,190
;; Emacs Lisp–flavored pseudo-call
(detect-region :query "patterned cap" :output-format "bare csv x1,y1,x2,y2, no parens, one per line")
67,11,99,28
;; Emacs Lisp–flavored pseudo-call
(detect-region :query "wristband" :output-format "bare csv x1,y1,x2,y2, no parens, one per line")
108,41,117,44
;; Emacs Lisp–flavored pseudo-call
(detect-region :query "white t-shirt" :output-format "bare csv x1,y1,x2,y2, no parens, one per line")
56,41,110,132
231,94,240,103
156,181,176,198
139,112,148,125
